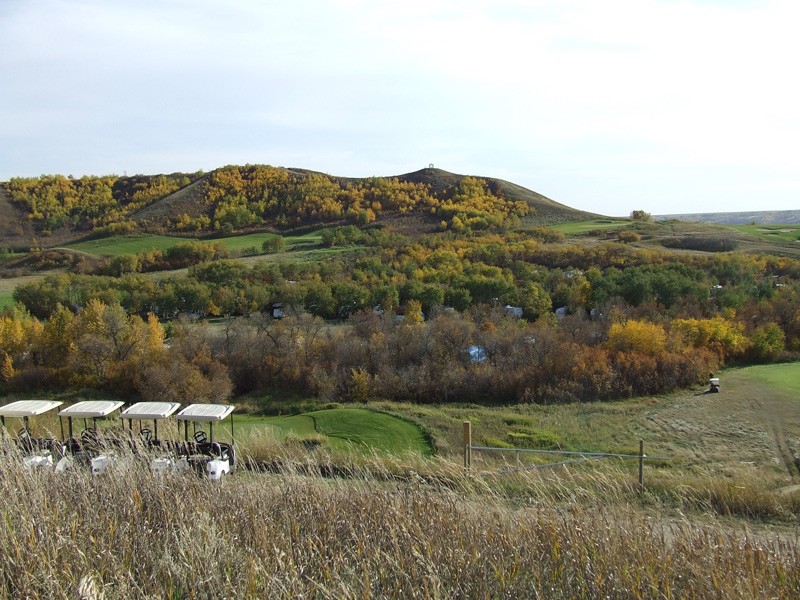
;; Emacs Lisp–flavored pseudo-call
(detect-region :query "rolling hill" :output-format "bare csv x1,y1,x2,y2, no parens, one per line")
130,166,598,230
0,166,597,249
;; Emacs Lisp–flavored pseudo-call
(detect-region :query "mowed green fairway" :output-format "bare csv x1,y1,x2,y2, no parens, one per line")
551,219,630,235
66,235,190,256
734,362,800,396
731,224,800,243
64,231,325,257
0,289,13,309
234,408,431,456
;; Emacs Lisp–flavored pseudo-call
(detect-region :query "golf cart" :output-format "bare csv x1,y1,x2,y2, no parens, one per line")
175,403,237,480
118,401,181,475
57,400,125,472
0,400,65,470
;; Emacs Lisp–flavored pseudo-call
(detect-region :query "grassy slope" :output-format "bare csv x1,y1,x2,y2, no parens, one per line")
227,408,432,456
730,223,800,243
14,363,796,476
66,234,191,256
0,290,13,309
551,218,630,234
359,363,800,490
63,231,324,257
0,274,45,309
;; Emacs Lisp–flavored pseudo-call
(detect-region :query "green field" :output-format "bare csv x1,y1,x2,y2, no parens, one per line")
66,234,189,256
0,289,13,309
64,231,327,257
232,408,432,456
551,219,630,235
730,224,800,243
206,231,324,254
736,362,800,395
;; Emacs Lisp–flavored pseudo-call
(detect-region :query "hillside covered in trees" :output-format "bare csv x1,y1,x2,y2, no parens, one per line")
1,165,799,408
0,166,593,250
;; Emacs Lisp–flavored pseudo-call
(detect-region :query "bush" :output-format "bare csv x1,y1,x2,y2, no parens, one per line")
662,237,738,252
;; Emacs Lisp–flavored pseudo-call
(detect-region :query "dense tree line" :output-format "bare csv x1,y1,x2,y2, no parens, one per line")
0,296,789,404
3,224,800,404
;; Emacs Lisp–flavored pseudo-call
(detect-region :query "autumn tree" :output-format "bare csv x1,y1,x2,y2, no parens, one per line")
607,320,667,356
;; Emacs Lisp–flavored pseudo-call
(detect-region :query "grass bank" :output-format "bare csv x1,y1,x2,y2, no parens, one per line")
1,443,798,599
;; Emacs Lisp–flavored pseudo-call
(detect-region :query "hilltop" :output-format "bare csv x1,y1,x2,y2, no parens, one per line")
0,166,596,250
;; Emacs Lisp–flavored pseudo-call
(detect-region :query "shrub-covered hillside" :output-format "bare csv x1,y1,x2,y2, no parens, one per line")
1,166,594,247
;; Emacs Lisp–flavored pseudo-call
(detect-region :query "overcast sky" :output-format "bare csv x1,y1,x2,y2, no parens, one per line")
1,0,798,216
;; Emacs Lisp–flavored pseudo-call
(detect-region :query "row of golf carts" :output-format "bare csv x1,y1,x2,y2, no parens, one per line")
0,400,236,480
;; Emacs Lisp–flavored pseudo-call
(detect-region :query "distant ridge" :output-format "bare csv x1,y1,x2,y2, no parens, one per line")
656,210,800,225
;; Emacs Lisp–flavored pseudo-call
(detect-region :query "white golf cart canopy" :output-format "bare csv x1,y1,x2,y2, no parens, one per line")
176,403,235,443
59,401,125,419
121,402,181,420
176,404,235,422
120,402,181,441
59,400,126,446
0,400,63,418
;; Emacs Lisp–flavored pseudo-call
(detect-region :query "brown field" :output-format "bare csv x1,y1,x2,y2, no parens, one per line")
1,365,800,597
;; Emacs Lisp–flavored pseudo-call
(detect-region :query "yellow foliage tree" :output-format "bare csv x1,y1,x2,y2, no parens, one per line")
671,317,748,361
0,316,25,356
404,300,425,325
0,353,14,383
607,320,666,356
39,304,76,364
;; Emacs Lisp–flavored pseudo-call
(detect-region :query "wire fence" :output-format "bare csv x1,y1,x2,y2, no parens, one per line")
462,421,669,494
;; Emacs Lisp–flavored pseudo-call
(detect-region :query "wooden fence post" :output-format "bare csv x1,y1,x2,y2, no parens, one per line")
638,439,645,495
463,421,472,471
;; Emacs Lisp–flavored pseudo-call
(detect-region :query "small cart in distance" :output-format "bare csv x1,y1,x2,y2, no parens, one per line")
175,403,237,480
0,400,64,470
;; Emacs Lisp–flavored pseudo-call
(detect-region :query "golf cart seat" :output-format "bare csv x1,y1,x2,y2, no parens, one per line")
172,440,200,457
16,429,62,454
64,437,82,455
194,442,223,458
16,433,64,459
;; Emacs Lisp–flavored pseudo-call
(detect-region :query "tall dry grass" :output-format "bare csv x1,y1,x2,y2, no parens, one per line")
0,440,799,599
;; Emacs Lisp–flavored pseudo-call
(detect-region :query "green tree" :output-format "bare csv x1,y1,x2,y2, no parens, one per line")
749,323,785,362
520,282,552,320
262,236,285,254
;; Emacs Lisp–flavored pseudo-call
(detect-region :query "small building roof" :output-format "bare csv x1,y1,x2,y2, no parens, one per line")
120,402,181,420
0,400,63,418
176,404,235,422
59,400,125,419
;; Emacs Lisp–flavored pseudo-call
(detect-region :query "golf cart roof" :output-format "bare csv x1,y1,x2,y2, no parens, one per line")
176,404,235,422
59,400,125,419
120,402,181,420
0,400,63,418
